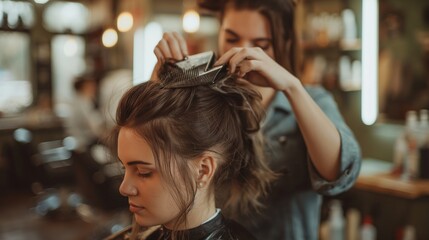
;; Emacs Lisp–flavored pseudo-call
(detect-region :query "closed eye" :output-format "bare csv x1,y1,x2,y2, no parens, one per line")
253,40,272,51
138,171,153,178
226,38,239,44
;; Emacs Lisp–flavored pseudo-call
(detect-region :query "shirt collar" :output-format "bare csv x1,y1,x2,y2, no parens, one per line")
270,91,292,113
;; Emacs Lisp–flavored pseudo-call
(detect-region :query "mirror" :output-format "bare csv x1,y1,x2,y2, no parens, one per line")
0,32,32,115
378,0,429,121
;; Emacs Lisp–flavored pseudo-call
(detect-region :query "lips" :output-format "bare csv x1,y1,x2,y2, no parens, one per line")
129,202,144,213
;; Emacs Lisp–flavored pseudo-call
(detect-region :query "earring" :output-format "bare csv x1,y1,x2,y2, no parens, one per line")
197,182,204,188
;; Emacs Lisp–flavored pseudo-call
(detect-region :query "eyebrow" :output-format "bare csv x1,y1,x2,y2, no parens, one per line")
117,158,152,166
224,29,272,42
127,160,152,166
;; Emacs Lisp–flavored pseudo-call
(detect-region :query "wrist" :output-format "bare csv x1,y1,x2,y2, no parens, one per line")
282,76,303,97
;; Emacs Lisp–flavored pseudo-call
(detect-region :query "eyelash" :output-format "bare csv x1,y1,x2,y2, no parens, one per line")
120,166,152,178
138,171,153,178
226,38,238,43
256,44,270,51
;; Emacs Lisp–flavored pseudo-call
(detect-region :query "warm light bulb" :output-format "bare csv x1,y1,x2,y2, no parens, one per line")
117,12,133,32
183,10,200,33
102,28,118,48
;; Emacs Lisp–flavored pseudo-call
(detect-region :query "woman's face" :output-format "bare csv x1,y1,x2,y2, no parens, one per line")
218,7,274,58
118,127,181,228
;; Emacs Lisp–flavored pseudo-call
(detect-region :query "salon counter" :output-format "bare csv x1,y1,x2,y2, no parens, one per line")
333,159,429,240
355,159,429,199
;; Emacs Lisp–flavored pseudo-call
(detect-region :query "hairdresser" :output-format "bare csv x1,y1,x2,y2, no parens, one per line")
150,0,361,239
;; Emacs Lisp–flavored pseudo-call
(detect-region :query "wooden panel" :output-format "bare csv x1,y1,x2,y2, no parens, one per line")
355,173,429,199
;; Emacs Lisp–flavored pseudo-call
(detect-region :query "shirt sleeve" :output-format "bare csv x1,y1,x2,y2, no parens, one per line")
305,87,362,196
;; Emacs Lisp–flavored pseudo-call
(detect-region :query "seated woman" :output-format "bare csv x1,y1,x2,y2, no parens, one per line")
106,59,276,240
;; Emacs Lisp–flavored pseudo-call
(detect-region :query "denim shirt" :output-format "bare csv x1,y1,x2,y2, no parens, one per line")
237,86,361,240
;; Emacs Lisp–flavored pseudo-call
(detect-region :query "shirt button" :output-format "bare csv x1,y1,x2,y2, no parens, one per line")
345,167,351,175
278,135,287,144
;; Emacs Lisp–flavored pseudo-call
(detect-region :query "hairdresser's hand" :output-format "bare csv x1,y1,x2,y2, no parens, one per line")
150,32,189,81
214,47,299,91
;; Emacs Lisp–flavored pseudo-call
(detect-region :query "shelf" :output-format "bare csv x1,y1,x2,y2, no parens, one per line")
303,39,361,52
355,173,429,199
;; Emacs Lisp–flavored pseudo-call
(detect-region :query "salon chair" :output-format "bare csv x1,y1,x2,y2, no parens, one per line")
71,143,127,210
32,137,84,219
1,128,38,192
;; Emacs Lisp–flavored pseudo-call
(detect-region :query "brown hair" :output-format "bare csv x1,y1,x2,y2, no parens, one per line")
198,0,301,77
113,63,275,238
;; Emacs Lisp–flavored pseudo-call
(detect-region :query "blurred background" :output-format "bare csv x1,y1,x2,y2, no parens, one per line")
0,0,429,239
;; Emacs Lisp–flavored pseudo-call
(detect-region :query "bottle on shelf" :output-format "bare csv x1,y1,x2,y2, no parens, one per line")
418,109,429,179
329,200,345,240
402,225,416,240
360,215,376,240
346,208,360,240
392,110,419,179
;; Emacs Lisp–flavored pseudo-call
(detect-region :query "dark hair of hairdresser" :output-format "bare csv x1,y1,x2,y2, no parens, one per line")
198,0,300,76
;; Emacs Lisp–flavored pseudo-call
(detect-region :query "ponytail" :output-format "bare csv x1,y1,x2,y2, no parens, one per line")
208,78,277,217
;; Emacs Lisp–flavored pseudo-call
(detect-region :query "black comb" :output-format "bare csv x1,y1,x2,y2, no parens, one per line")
160,51,228,88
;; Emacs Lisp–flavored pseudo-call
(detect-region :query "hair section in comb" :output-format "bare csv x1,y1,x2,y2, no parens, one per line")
160,51,229,88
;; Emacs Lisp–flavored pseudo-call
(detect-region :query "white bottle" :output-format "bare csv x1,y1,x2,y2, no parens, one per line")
402,225,416,240
402,111,419,180
329,200,345,240
360,216,376,240
346,208,361,240
418,109,429,179
341,9,357,42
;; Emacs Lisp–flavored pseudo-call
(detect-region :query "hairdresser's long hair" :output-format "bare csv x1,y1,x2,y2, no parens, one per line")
198,0,302,77
113,64,276,239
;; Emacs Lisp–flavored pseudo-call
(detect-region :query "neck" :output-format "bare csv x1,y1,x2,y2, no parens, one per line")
164,191,216,230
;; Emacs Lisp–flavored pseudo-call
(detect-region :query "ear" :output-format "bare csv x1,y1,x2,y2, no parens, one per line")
195,153,218,188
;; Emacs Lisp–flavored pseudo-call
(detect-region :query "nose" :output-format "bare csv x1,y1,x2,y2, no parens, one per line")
237,40,253,48
119,175,137,197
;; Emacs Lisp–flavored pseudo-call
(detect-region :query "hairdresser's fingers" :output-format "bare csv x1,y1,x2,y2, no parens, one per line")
163,32,184,60
157,39,173,59
214,47,242,66
228,47,265,74
154,47,164,62
228,48,254,74
172,32,189,57
150,62,161,81
239,60,272,86
237,60,262,77
238,58,290,90
150,47,165,81
236,60,268,87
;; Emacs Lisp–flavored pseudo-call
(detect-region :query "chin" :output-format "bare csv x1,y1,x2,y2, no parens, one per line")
134,214,160,227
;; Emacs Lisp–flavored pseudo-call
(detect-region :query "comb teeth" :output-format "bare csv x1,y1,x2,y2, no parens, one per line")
160,51,229,89
162,65,227,88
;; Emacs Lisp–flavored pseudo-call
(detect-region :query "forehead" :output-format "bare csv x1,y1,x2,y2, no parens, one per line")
221,8,272,39
117,127,155,164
